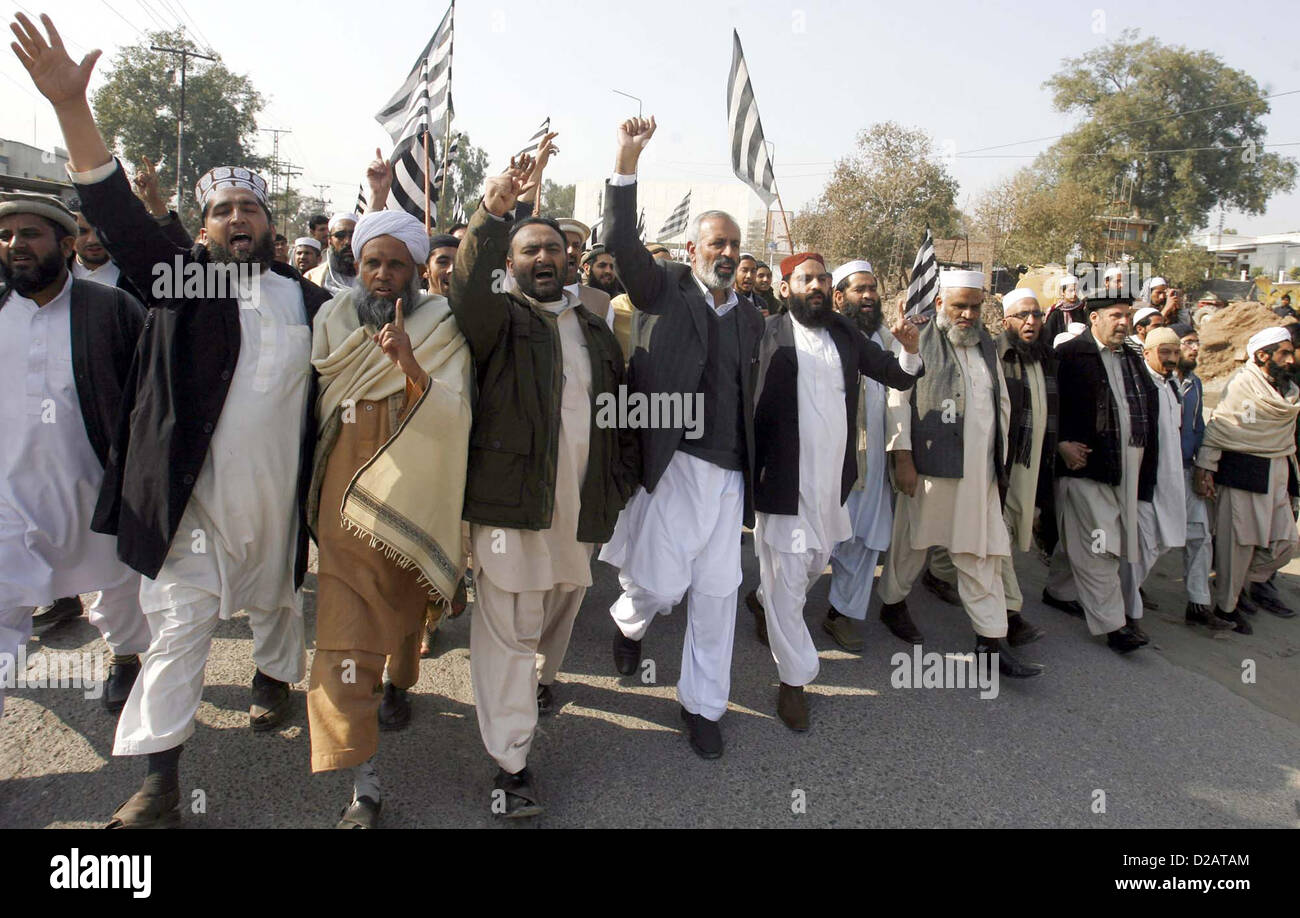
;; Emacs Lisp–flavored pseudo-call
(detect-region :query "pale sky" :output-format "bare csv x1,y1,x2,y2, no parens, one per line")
1,0,1296,237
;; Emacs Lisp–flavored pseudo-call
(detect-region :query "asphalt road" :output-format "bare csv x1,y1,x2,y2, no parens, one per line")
2,536,1298,829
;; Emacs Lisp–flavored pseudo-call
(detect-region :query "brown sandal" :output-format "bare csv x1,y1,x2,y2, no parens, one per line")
104,788,181,829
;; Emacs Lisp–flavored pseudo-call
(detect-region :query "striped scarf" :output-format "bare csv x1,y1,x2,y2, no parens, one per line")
1000,333,1058,468
1103,339,1150,449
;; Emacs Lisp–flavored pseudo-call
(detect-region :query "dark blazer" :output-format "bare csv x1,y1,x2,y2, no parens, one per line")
602,179,766,524
76,160,330,586
1054,332,1159,501
753,311,920,515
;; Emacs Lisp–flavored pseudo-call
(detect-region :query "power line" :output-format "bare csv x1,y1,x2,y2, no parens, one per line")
166,0,216,53
99,0,146,36
6,0,89,52
132,0,171,30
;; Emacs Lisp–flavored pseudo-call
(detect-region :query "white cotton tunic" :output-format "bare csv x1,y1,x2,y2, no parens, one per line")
759,318,852,554
1005,359,1046,550
0,274,136,607
848,330,893,551
1146,365,1187,551
71,258,121,288
887,341,1010,557
139,270,311,620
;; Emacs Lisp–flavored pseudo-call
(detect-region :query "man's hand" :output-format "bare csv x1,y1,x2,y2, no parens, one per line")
365,147,393,206
132,155,168,216
1194,467,1216,500
892,451,918,497
614,115,656,174
10,13,100,108
519,132,559,204
890,313,920,354
482,155,537,218
373,298,428,389
1057,440,1091,471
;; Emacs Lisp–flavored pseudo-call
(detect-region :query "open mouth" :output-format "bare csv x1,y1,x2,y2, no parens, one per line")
229,232,253,251
535,266,557,282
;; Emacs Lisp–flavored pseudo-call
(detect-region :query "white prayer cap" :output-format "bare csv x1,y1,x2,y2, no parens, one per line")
555,218,590,244
1001,288,1038,313
1059,274,1078,289
1148,276,1168,289
328,213,357,233
938,268,984,291
293,236,321,252
1143,327,1181,351
352,209,431,265
1054,330,1081,348
1133,306,1160,325
1246,326,1291,356
1067,322,1086,335
832,259,874,288
194,165,269,210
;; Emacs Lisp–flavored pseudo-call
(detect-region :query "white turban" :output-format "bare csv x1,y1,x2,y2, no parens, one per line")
1246,326,1291,356
938,268,984,291
351,209,431,265
328,213,357,233
832,260,874,288
1067,322,1086,335
1053,331,1079,348
1059,274,1077,289
293,236,321,252
1133,306,1160,325
1148,276,1168,289
1001,288,1038,314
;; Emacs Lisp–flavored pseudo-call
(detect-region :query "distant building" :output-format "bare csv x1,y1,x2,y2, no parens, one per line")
0,138,74,203
1186,230,1300,280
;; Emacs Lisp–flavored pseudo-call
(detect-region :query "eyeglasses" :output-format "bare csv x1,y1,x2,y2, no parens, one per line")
1008,310,1045,321
331,230,353,240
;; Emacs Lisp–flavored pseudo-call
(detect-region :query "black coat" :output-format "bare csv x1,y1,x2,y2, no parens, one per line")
1054,333,1159,502
753,311,920,515
603,180,766,524
76,160,331,586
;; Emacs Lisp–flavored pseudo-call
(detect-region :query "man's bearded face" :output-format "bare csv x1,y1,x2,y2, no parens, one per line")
936,288,983,347
1262,342,1296,385
1150,285,1168,306
564,232,585,286
587,254,619,295
1146,342,1179,377
1178,336,1199,373
834,271,881,335
509,224,567,302
74,213,110,267
0,214,70,296
688,216,741,291
736,258,757,294
782,261,833,328
203,186,274,268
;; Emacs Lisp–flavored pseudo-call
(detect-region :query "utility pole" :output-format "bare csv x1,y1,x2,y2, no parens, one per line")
312,183,331,216
260,129,300,234
151,39,216,212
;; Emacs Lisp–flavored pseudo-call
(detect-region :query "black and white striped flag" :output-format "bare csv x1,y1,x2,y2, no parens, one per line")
726,30,777,207
904,227,938,319
451,198,467,227
375,3,454,154
657,189,691,239
391,139,432,226
513,117,550,162
434,133,460,196
354,184,366,216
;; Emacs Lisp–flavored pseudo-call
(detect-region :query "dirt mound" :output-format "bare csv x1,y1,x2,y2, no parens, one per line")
1196,301,1297,383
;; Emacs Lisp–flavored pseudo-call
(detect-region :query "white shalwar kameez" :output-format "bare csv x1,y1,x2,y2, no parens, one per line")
0,275,149,715
878,341,1012,638
114,270,312,755
754,319,853,686
829,331,893,620
1119,368,1186,618
71,258,121,288
1053,335,1144,635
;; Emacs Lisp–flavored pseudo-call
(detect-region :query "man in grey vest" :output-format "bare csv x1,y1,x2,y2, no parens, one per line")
877,270,1044,678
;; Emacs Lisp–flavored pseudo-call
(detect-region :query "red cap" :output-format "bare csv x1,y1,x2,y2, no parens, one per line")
780,251,825,278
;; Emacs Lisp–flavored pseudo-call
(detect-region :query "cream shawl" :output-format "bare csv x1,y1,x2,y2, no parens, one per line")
1202,361,1300,459
310,287,473,602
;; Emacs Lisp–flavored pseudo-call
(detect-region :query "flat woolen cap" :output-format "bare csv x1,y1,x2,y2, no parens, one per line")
0,191,77,235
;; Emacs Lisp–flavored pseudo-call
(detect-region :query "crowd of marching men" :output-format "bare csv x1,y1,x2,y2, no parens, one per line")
2,12,1298,828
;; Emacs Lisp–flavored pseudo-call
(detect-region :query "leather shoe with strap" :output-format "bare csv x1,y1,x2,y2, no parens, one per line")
493,767,544,818
105,787,181,829
880,600,923,645
249,671,291,732
1186,602,1234,631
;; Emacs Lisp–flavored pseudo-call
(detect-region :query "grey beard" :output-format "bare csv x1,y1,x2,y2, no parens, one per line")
693,257,734,291
936,309,982,348
1002,329,1043,362
356,280,422,328
329,246,356,276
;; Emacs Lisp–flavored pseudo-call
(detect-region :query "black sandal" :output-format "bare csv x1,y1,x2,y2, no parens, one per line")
104,789,181,829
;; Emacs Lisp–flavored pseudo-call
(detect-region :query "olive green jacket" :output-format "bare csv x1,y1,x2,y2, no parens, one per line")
449,204,640,541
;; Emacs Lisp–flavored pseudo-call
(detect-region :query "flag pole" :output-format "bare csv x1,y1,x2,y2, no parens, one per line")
772,184,793,255
439,0,455,228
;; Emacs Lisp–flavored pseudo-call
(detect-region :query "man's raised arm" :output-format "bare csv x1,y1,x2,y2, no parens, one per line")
603,116,669,314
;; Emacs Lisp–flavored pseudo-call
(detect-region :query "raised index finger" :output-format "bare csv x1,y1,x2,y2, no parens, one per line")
394,297,404,331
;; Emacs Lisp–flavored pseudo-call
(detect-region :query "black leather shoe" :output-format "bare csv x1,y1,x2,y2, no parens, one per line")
922,568,961,606
977,637,1044,678
880,600,923,645
1186,602,1234,631
745,590,769,647
777,683,810,731
1106,626,1145,654
1249,582,1296,617
1139,586,1158,611
679,706,723,759
612,632,642,676
249,671,291,732
103,654,140,714
1125,616,1150,645
1214,608,1252,635
378,681,411,731
1006,613,1045,647
492,767,543,819
1235,591,1261,616
1042,589,1085,618
31,595,84,635
536,683,554,716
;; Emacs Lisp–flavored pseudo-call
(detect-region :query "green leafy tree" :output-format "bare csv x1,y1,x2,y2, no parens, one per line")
539,180,575,217
91,28,267,227
433,132,489,228
1044,28,1297,244
973,165,1107,266
790,121,960,279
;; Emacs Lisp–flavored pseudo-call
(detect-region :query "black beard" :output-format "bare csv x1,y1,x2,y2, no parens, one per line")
842,297,882,335
6,247,66,296
1177,358,1197,374
788,291,833,328
329,246,356,276
1265,359,1291,388
208,230,276,269
1001,329,1045,362
589,275,622,296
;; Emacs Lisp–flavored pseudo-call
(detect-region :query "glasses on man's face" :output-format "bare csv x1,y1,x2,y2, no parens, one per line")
332,230,353,240
1009,310,1044,321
